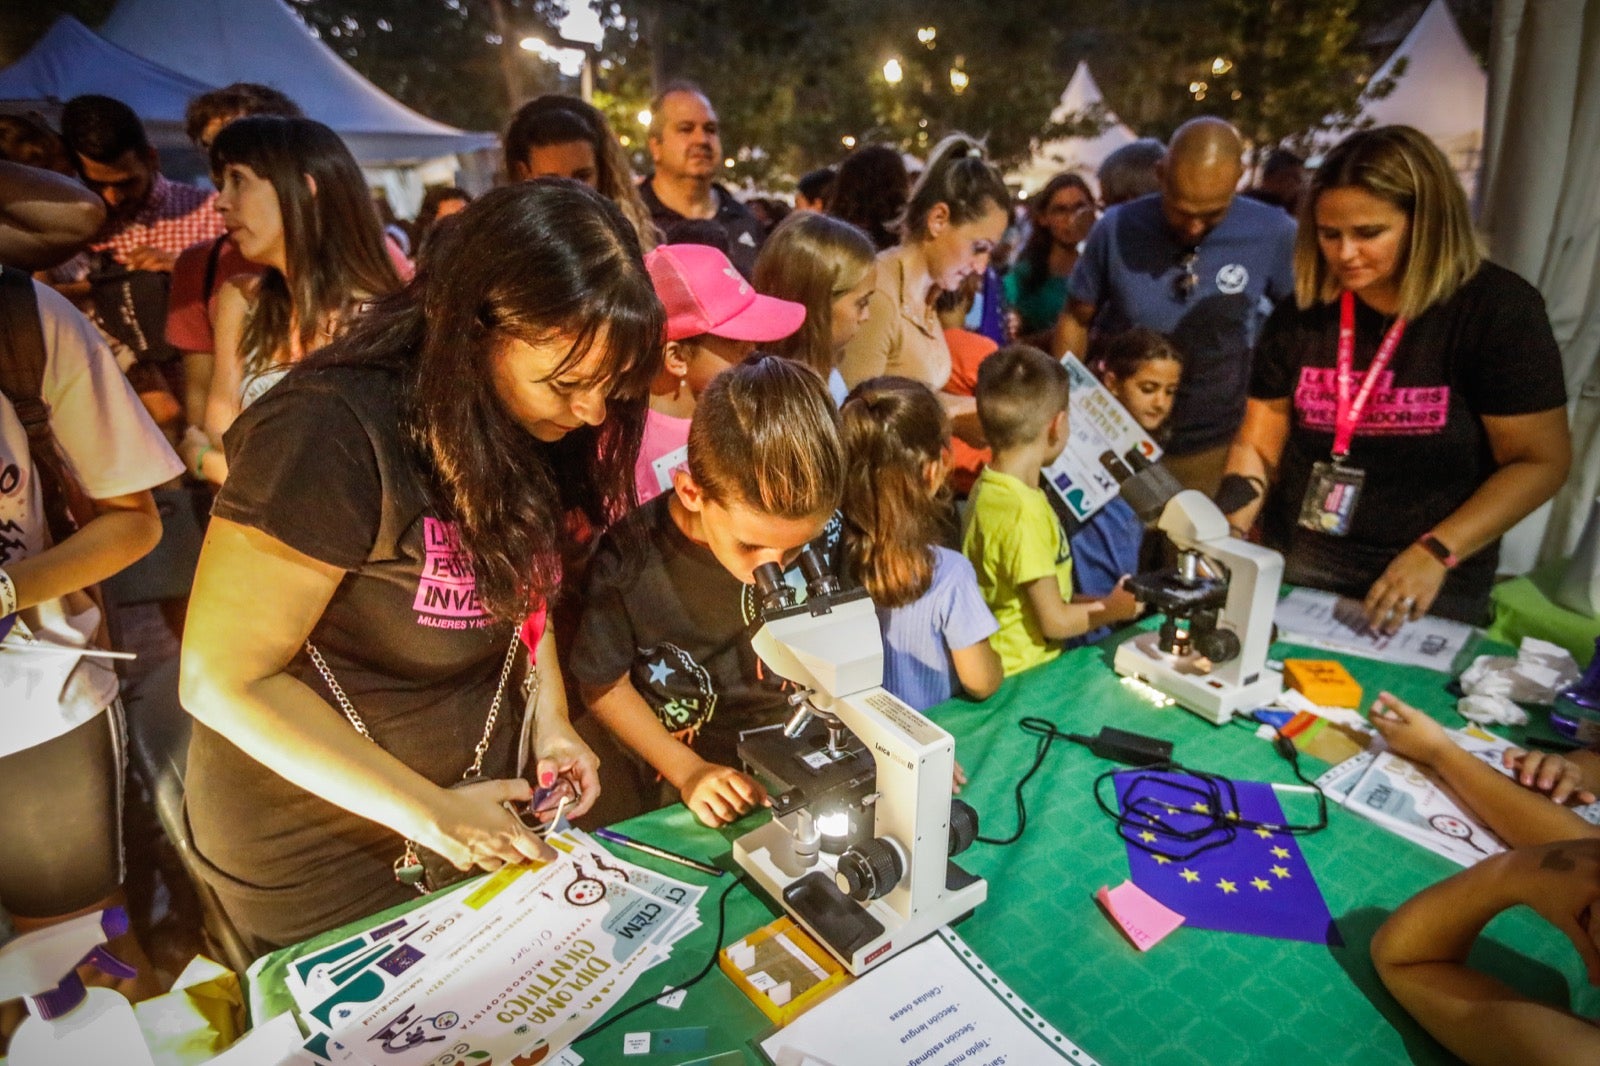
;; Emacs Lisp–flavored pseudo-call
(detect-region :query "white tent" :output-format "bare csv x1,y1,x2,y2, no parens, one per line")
1478,0,1600,574
1314,0,1487,194
1010,62,1138,197
95,0,495,167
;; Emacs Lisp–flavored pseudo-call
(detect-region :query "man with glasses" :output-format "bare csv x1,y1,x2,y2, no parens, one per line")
1053,117,1295,495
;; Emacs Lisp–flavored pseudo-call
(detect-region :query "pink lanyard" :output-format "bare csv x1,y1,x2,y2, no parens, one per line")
1333,290,1407,460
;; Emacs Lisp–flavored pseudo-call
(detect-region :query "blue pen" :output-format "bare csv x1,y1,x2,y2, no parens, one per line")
593,828,724,877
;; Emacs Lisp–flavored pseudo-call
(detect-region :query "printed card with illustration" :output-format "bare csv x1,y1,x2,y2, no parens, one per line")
322,854,693,1066
1043,353,1163,526
1342,749,1507,867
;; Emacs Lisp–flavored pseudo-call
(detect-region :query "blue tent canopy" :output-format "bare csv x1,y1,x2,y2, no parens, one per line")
0,16,212,125
0,2,495,166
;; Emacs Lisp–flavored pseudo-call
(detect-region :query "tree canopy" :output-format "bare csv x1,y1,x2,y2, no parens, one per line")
9,0,1491,188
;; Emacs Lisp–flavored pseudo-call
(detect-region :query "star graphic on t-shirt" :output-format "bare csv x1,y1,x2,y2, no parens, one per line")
1180,868,1201,883
1270,846,1291,859
1270,865,1292,880
647,659,675,686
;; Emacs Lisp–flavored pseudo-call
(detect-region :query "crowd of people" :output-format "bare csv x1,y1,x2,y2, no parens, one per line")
0,72,1586,1062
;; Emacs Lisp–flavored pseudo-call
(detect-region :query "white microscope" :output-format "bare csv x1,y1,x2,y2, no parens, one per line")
732,548,986,974
1112,472,1285,724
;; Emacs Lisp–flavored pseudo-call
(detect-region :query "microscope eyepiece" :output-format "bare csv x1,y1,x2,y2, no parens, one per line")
753,562,792,612
798,544,840,599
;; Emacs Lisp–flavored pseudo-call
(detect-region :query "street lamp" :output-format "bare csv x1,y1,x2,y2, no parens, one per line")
517,1,606,101
949,67,969,94
520,35,592,98
637,108,652,127
883,58,904,85
917,26,937,47
842,135,857,148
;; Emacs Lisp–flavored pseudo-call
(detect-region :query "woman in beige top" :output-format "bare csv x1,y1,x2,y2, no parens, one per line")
839,134,1011,395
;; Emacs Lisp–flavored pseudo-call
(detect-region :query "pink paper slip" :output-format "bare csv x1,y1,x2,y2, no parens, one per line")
1096,880,1185,951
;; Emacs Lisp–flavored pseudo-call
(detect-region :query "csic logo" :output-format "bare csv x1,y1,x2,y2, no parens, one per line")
1215,263,1249,295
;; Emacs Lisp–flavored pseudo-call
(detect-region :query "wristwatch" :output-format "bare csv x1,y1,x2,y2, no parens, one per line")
1416,532,1459,569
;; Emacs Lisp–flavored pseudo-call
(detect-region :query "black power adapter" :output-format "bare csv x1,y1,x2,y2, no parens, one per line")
1066,726,1174,766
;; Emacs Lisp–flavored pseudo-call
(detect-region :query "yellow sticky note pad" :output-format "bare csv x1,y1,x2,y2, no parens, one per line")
1283,658,1363,709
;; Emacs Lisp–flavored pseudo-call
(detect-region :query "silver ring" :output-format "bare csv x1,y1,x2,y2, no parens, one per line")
1399,596,1416,609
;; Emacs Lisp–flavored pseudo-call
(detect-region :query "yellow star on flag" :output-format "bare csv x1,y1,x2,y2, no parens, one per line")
1217,878,1237,894
1270,846,1290,859
1253,826,1274,839
1152,855,1171,865
1251,877,1272,892
1225,811,1240,821
1180,868,1201,883
1191,801,1211,813
1270,865,1291,879
1139,830,1158,843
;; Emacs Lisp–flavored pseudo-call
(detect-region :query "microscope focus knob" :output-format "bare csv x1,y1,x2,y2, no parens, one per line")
1194,628,1242,664
835,838,902,902
948,799,979,857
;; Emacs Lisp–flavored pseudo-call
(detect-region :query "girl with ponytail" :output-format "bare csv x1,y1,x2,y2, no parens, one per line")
839,376,1001,711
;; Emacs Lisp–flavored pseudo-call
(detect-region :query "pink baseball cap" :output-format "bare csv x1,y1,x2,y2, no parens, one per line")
645,244,806,343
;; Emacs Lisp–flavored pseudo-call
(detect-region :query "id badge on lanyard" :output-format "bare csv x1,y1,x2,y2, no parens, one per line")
1297,291,1406,536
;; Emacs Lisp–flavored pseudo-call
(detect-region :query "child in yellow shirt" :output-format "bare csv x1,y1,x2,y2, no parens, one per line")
962,345,1140,674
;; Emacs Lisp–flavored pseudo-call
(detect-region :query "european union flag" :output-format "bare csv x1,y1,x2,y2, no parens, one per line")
1114,770,1339,945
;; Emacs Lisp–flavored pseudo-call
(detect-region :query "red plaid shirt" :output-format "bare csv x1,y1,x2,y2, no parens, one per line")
89,174,225,260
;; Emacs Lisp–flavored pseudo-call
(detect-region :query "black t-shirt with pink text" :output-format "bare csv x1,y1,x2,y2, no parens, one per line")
188,362,527,949
1249,262,1566,621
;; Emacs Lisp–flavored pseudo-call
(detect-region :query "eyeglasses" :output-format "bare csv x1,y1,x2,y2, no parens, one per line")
1046,198,1095,217
1173,249,1200,301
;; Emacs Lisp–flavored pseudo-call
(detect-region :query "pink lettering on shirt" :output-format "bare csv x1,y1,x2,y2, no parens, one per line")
1294,367,1450,436
415,517,489,626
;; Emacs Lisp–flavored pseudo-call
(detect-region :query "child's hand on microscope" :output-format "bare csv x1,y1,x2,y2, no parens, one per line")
1098,579,1142,624
681,761,769,827
952,758,968,795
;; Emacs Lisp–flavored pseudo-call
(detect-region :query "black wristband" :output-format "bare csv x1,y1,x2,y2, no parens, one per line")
1214,473,1265,514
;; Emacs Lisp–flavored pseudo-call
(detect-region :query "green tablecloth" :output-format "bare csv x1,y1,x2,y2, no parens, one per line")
1488,560,1600,666
249,627,1600,1065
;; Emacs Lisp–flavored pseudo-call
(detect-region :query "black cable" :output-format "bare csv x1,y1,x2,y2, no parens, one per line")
975,716,1074,845
1091,711,1329,861
576,871,751,1043
976,711,1329,853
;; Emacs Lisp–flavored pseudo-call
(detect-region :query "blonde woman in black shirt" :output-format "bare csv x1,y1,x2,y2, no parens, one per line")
1223,126,1570,629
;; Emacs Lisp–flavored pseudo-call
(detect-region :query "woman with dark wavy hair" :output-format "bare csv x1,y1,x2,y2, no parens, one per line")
179,180,664,952
504,94,659,252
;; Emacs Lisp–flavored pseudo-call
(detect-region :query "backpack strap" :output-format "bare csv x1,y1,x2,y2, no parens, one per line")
0,267,93,545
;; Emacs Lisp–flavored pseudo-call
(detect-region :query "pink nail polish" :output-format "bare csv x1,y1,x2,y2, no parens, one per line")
539,770,556,787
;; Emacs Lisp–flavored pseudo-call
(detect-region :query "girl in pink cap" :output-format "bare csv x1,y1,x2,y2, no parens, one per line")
637,243,806,504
